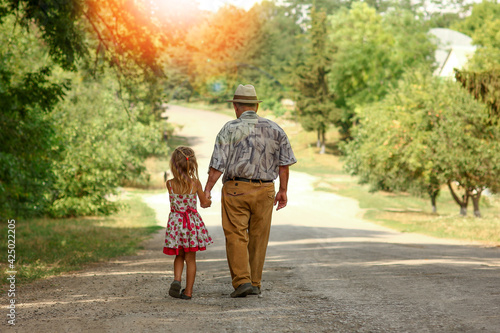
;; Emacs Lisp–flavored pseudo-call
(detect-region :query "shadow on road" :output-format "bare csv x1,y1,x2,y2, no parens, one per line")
8,223,499,333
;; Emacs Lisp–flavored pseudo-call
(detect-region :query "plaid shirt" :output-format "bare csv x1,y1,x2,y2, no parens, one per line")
209,111,297,183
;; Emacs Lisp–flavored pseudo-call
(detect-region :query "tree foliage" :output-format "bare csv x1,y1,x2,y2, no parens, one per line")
452,0,500,38
0,1,170,218
455,69,500,116
2,0,173,119
343,70,500,216
452,0,500,71
49,72,167,217
83,0,176,121
2,0,87,70
241,1,304,115
328,2,435,136
2,0,498,219
0,14,68,217
183,5,262,102
293,7,339,153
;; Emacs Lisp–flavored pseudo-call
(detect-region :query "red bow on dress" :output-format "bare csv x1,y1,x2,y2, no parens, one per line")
172,207,197,231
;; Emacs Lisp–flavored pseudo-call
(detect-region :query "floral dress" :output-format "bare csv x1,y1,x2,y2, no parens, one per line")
163,184,213,255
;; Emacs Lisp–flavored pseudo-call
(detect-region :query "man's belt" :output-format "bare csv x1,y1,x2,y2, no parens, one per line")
233,177,273,183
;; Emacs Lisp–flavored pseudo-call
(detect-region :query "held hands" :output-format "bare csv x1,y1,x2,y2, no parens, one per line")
200,198,211,208
200,189,212,208
198,181,212,208
274,189,287,211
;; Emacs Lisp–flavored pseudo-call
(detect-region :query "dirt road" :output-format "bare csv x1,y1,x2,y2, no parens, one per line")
4,105,500,332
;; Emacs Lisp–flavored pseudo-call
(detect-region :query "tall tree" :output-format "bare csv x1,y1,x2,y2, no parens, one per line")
328,2,435,137
294,7,339,154
454,67,500,216
342,71,446,212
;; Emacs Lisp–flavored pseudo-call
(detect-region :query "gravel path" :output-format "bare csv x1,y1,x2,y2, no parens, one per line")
3,105,500,333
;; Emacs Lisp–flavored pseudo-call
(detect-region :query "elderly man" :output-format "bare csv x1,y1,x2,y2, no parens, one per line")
204,84,297,298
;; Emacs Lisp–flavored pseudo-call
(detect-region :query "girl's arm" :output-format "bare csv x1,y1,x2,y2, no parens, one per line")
196,180,212,208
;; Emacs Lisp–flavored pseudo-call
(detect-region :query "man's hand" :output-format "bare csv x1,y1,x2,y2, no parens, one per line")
274,165,290,211
204,167,222,202
274,189,287,211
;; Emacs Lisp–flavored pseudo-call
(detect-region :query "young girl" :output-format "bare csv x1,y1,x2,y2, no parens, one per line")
163,146,212,300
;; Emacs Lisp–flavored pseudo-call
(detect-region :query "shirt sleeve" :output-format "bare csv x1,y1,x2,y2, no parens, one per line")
209,125,230,172
279,131,297,166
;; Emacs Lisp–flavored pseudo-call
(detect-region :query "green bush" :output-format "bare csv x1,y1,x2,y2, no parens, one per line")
48,74,168,217
0,15,67,218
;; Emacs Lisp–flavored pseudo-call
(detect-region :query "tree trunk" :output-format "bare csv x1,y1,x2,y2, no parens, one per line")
319,129,326,154
428,189,439,213
316,130,321,148
460,202,468,216
471,188,482,218
447,181,468,216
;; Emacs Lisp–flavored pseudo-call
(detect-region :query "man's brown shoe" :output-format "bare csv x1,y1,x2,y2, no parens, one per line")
249,286,261,295
230,283,252,298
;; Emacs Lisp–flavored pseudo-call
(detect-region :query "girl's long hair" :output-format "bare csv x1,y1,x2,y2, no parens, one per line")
169,146,199,194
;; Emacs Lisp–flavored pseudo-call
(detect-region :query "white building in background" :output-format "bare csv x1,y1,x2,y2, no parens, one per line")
429,28,477,78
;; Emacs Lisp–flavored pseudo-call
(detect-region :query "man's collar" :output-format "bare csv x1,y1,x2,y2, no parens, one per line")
239,110,257,119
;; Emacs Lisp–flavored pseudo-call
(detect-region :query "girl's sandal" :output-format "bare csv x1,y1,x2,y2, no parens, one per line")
180,289,192,300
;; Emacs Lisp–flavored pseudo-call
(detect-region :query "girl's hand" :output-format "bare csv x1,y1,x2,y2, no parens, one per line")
197,180,211,208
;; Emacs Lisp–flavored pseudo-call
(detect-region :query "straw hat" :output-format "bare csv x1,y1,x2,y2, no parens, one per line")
226,84,263,103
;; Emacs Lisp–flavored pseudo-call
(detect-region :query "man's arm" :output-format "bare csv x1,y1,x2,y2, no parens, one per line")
204,167,223,199
274,165,290,211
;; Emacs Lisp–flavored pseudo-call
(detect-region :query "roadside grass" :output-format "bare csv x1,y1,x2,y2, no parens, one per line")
283,118,500,246
334,182,500,245
286,123,344,175
0,191,162,288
